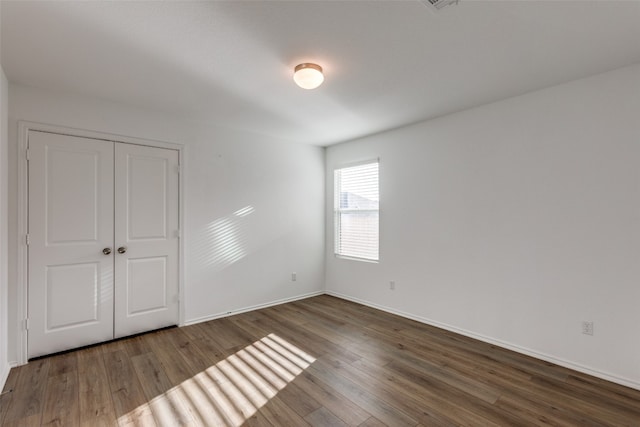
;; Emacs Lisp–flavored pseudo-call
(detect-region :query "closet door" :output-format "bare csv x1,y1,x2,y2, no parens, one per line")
28,131,114,358
113,143,179,338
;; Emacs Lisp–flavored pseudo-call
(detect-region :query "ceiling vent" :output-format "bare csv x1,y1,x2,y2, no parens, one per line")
421,0,459,12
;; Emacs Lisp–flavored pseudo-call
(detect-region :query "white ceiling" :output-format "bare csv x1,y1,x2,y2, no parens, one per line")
2,1,640,146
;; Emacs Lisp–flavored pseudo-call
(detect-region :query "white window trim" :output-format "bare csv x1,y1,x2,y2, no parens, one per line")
333,159,380,263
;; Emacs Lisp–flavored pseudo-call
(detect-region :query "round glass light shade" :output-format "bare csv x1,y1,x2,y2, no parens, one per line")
293,63,324,89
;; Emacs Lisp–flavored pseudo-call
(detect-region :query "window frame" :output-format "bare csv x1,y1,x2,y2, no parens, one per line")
333,159,380,263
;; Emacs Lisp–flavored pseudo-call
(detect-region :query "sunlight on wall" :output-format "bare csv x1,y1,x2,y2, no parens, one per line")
192,206,255,272
118,333,315,426
99,263,113,315
233,206,255,218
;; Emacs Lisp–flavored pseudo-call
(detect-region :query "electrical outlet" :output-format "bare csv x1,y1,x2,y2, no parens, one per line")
389,281,396,290
582,321,594,336
291,272,297,282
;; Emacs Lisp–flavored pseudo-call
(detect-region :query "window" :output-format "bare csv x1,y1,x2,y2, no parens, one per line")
334,161,379,261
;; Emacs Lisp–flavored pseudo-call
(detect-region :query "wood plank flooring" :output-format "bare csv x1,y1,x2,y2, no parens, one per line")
1,294,639,426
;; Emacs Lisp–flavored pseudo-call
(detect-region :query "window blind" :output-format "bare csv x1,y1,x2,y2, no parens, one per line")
334,161,379,261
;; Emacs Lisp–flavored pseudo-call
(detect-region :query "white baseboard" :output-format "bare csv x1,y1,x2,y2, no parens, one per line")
325,290,640,392
11,288,638,392
183,290,325,326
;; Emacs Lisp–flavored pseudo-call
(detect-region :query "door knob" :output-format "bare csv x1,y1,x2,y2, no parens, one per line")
103,247,112,255
117,246,127,254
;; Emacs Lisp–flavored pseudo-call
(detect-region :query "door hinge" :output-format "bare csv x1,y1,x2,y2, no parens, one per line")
175,229,181,238
26,148,31,161
25,318,29,331
176,164,181,174
25,234,30,246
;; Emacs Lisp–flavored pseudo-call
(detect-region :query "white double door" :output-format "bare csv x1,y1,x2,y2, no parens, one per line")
27,131,180,358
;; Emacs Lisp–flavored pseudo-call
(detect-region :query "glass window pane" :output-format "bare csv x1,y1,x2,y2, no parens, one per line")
334,161,379,261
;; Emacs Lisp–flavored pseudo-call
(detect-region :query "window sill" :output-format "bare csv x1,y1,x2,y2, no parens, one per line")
335,254,379,264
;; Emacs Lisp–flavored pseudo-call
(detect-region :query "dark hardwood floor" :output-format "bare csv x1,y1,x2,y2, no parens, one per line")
1,294,639,426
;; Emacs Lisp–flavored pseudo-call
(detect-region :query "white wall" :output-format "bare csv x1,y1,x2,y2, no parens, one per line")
7,84,325,364
0,1,11,390
0,70,7,389
325,64,640,389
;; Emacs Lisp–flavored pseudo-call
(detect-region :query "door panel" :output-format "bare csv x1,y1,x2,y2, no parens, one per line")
127,155,169,240
46,262,100,329
28,131,114,358
114,144,179,338
127,256,167,314
46,149,101,244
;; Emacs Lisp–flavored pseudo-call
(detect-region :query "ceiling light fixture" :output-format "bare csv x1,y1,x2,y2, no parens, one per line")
293,63,324,90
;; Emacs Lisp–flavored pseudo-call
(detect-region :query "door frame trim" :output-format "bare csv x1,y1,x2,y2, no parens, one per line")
17,120,186,365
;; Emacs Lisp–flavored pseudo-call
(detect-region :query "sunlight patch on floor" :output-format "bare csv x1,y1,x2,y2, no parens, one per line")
117,333,316,426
